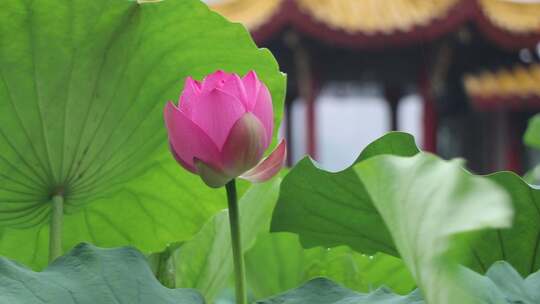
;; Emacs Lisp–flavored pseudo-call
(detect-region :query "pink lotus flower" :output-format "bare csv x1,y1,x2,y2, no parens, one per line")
164,70,286,188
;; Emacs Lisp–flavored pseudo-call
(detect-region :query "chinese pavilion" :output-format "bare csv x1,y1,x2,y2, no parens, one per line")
211,0,540,173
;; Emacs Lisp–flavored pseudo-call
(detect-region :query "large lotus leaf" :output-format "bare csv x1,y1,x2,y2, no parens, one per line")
523,165,540,185
271,132,420,255
255,261,540,304
0,243,204,304
272,132,540,277
479,261,540,303
351,154,512,303
160,179,281,302
470,172,540,276
523,114,540,184
255,278,424,304
272,135,513,302
0,0,285,269
245,232,415,300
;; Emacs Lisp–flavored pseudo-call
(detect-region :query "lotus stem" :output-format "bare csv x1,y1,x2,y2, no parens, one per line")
49,194,64,263
225,179,247,304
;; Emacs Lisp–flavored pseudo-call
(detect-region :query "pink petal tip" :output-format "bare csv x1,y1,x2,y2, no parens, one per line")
240,139,287,183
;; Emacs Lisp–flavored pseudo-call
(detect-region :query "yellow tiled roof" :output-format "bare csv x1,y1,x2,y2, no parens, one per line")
295,0,459,34
479,0,540,34
210,0,460,33
209,0,540,35
210,0,284,31
464,64,540,99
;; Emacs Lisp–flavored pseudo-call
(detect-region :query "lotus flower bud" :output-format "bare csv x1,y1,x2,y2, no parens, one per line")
164,70,286,188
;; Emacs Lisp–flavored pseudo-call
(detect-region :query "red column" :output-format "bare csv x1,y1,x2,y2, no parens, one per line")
419,73,438,153
504,112,522,174
506,136,522,173
285,31,318,159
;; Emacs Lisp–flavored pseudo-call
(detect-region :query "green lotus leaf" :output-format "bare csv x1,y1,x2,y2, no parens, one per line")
0,243,204,304
523,114,540,184
471,172,540,276
272,132,540,278
0,0,285,269
271,132,420,256
256,277,424,304
463,260,540,303
256,261,540,304
245,232,415,300
351,154,512,303
271,132,514,303
524,114,540,150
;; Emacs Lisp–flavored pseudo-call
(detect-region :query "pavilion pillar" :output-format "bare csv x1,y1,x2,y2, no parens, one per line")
493,109,522,173
284,92,295,166
419,74,438,153
506,113,524,174
384,87,402,131
419,43,452,154
285,31,319,159
493,107,508,171
506,132,522,174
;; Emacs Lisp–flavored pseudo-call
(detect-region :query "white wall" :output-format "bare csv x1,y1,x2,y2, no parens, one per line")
288,84,423,171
